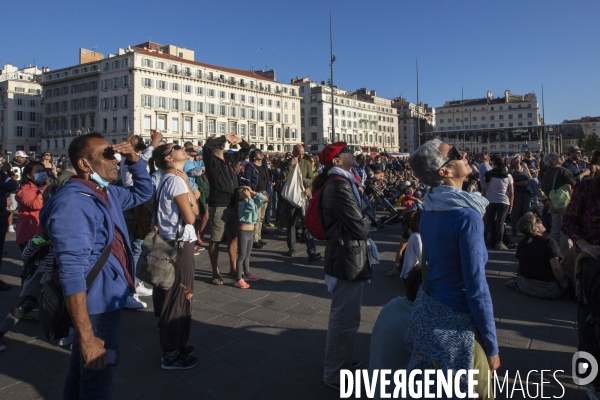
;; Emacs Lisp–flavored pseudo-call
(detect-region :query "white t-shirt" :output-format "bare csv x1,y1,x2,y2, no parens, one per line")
156,173,197,242
400,232,422,280
485,174,513,205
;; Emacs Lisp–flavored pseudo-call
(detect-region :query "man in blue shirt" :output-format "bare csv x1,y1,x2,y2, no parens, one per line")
562,146,590,181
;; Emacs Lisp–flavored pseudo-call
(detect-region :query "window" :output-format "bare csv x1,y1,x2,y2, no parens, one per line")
219,91,225,99
143,95,152,107
103,118,108,131
112,117,117,130
208,120,215,133
158,97,166,109
144,115,151,130
499,115,504,120
15,126,23,137
310,117,317,125
185,85,192,94
184,100,192,112
229,122,236,134
239,124,246,136
518,114,522,119
172,83,179,92
509,122,514,127
157,115,166,130
218,122,226,134
260,126,265,137
122,116,128,130
230,93,236,101
490,115,495,120
219,105,226,116
197,121,203,132
508,114,513,119
527,113,533,118
196,87,203,95
208,89,215,97
196,102,203,113
121,95,128,108
171,99,179,110
15,111,23,120
172,117,179,132
184,117,192,132
292,115,296,124
158,80,166,90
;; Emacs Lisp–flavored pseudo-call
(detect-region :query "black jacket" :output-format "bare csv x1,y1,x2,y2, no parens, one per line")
203,137,250,207
320,175,372,281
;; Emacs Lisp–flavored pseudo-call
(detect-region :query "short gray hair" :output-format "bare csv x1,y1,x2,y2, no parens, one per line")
408,139,446,188
61,157,74,171
517,212,537,237
543,152,560,167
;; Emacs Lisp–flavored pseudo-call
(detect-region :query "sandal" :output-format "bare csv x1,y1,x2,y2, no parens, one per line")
212,276,224,285
225,271,237,278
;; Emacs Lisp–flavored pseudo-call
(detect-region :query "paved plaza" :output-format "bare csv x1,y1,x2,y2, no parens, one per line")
0,222,589,399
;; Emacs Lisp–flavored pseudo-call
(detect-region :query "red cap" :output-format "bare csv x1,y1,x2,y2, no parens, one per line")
319,142,347,166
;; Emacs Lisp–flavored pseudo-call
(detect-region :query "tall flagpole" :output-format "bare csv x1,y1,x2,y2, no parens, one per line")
542,83,546,153
416,59,420,148
461,87,465,150
329,12,336,145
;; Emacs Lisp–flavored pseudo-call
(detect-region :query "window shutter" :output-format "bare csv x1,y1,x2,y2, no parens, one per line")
151,96,154,108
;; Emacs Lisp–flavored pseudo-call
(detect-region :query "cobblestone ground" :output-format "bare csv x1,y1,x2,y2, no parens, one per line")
0,222,587,399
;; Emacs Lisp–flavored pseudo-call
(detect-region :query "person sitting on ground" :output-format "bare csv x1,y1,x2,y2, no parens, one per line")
505,212,575,299
234,186,265,289
399,210,422,280
368,265,423,399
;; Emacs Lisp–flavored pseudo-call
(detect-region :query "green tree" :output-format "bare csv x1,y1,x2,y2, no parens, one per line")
582,132,599,152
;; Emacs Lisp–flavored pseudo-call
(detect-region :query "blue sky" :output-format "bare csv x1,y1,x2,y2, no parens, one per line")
3,0,599,123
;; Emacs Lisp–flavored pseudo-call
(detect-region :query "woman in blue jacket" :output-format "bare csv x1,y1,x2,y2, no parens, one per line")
405,139,499,398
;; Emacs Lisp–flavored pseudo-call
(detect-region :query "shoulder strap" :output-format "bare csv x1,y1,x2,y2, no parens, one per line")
85,244,112,289
421,245,428,294
552,169,560,191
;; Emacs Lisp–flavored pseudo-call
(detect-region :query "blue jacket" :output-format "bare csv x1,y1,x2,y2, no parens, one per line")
420,207,498,356
39,160,153,316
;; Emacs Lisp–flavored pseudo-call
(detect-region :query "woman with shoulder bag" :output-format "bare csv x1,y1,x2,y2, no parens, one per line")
406,140,498,399
151,144,200,370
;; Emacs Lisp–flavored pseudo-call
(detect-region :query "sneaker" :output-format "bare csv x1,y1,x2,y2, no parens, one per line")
0,336,6,352
7,226,15,233
308,253,323,263
136,282,153,297
252,242,264,249
125,294,147,309
258,240,267,246
494,243,509,251
276,227,286,233
193,245,204,256
0,280,10,292
234,279,250,289
58,333,74,347
285,249,296,257
161,353,198,370
243,273,260,282
161,346,195,362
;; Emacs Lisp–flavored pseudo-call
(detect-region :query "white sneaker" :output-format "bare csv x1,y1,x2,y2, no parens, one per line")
126,294,147,309
7,226,15,233
58,329,75,347
135,282,153,297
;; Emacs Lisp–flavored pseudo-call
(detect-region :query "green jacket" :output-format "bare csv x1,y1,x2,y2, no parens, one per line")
281,159,314,183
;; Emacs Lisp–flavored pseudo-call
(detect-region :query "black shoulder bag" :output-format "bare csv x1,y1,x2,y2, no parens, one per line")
39,245,112,340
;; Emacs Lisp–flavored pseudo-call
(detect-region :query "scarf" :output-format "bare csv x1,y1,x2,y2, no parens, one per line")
423,184,489,217
328,167,361,206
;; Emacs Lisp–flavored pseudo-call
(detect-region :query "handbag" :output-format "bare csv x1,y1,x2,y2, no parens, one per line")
136,177,181,290
548,170,571,209
38,245,112,340
281,162,305,208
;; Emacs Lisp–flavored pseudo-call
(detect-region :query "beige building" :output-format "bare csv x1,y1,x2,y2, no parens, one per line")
41,42,302,154
355,88,399,153
391,97,435,154
563,117,600,138
292,78,397,155
0,63,44,157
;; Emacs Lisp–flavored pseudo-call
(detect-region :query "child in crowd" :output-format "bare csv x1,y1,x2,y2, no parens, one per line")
235,186,266,289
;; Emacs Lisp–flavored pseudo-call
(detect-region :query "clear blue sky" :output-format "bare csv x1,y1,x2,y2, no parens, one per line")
3,0,599,124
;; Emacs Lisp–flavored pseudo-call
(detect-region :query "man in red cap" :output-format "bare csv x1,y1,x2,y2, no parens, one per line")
312,142,373,390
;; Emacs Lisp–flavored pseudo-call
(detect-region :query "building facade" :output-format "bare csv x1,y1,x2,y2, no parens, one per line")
433,90,543,155
292,78,397,155
355,88,399,153
0,63,44,158
391,97,435,154
41,42,302,154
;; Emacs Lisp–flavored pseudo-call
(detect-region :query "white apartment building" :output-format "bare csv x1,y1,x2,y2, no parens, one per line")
434,90,543,155
391,97,435,154
292,78,393,155
41,42,302,154
355,88,399,153
0,63,44,157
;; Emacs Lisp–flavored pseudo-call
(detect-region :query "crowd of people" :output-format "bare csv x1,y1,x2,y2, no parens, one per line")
0,130,598,399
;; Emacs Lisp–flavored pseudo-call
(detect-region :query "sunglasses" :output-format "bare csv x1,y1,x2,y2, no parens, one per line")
336,146,353,157
166,145,182,156
440,146,463,168
101,147,117,160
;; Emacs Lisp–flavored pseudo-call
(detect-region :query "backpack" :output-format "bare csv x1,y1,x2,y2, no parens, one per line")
20,236,53,282
579,256,600,346
305,177,348,240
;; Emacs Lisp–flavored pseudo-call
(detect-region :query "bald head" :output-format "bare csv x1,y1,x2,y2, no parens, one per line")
292,144,305,158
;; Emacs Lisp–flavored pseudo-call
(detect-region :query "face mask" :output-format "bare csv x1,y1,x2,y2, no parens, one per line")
84,160,110,188
33,172,46,184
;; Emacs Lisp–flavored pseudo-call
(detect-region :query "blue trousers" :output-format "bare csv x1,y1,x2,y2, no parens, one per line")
63,309,122,400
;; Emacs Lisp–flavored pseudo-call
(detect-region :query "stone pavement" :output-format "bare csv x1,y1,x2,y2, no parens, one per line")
0,222,589,399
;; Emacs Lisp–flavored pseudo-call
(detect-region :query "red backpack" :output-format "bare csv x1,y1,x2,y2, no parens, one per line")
305,177,348,240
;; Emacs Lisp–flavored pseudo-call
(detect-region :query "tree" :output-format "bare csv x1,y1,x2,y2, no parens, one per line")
582,132,599,153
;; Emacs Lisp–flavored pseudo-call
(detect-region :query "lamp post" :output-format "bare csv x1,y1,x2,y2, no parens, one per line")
329,12,336,144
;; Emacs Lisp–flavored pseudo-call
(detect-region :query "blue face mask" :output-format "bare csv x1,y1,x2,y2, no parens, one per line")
84,160,110,188
33,172,46,184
